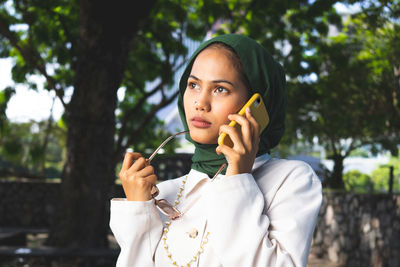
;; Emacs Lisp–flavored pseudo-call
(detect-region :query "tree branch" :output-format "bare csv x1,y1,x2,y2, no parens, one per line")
0,14,67,109
40,96,56,175
128,90,179,147
115,55,188,151
42,5,76,66
328,134,338,157
115,80,166,150
114,90,179,164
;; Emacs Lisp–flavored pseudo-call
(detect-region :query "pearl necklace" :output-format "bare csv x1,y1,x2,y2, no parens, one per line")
162,175,210,267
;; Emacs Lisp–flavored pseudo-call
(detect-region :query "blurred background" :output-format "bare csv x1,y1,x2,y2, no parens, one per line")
0,0,399,266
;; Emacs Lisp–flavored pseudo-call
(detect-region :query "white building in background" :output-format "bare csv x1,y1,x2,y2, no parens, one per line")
322,155,390,175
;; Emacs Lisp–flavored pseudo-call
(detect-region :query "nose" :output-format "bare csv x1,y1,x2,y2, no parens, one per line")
195,93,211,112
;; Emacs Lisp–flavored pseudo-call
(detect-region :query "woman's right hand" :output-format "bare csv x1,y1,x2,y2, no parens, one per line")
119,152,157,201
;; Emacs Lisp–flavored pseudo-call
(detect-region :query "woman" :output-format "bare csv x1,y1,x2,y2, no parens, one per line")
110,34,322,267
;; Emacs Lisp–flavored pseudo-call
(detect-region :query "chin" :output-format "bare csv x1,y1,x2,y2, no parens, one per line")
190,132,217,145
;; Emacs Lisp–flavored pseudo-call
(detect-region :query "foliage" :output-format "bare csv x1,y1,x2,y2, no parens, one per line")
0,119,65,177
282,1,400,188
0,86,14,136
342,153,400,193
343,170,374,193
348,0,400,149
0,0,193,166
350,15,400,156
2,0,396,181
0,0,348,169
370,155,400,193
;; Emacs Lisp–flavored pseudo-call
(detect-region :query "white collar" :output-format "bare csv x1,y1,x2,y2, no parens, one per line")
184,153,271,197
253,153,271,170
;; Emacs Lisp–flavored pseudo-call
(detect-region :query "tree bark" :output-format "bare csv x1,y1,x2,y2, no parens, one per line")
330,154,345,189
47,0,156,248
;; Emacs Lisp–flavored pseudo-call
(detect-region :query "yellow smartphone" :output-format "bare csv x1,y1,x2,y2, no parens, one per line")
217,93,269,148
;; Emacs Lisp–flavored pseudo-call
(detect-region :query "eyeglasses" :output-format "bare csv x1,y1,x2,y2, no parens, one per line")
147,130,226,220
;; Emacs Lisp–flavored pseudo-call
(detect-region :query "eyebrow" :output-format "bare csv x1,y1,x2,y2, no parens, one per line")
189,75,234,87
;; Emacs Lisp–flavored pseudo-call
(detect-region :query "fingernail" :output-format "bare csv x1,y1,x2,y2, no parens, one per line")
246,107,251,113
228,114,232,119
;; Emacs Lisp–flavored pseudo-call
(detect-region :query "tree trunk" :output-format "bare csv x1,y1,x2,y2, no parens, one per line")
47,0,156,248
330,154,345,189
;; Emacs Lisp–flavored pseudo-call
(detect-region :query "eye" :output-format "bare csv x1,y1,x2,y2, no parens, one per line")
214,86,228,94
188,82,199,90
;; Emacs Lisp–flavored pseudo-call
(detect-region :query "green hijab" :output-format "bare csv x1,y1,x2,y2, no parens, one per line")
177,34,287,177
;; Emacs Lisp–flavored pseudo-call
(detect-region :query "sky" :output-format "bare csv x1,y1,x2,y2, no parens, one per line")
0,58,63,122
0,58,124,123
0,2,361,123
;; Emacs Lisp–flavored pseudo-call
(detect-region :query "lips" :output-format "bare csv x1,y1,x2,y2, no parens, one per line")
191,116,211,128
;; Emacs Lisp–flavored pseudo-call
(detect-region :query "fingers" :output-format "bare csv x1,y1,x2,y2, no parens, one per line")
145,174,158,185
134,164,155,179
217,108,261,176
228,112,253,144
121,152,142,173
119,152,158,201
216,143,235,158
219,124,244,150
120,153,156,183
133,172,157,187
244,107,260,144
223,108,260,151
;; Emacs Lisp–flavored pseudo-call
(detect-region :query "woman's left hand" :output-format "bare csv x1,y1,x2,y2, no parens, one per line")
216,107,260,176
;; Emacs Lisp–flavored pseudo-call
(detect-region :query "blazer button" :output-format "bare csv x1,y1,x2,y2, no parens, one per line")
188,228,198,238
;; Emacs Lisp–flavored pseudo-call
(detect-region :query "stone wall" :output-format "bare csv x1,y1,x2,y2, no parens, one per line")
0,181,59,228
0,153,193,228
312,192,400,267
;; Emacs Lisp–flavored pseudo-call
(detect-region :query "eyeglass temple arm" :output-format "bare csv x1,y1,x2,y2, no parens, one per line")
148,130,225,199
148,130,188,199
211,163,226,181
147,130,188,163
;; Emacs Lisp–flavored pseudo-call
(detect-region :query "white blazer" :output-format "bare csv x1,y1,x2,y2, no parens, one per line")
110,154,323,267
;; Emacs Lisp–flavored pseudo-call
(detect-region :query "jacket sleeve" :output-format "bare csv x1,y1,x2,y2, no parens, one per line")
203,161,322,267
109,198,163,267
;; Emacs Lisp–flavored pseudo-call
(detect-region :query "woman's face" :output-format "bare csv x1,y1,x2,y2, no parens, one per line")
183,47,249,144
